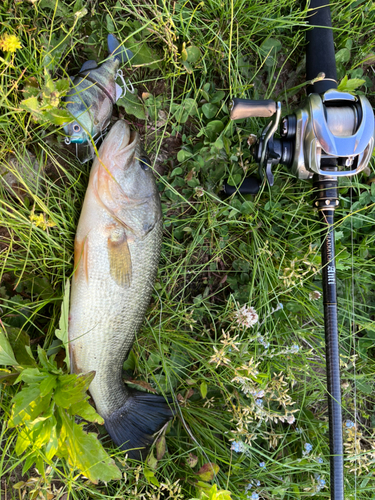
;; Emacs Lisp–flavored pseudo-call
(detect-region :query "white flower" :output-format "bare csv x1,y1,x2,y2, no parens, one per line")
309,290,322,300
235,305,259,329
287,414,295,424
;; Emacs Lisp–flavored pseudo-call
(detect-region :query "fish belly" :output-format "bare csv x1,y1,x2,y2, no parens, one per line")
69,217,163,419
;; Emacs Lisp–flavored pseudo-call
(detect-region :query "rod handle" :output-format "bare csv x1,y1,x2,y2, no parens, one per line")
306,0,337,94
230,98,277,120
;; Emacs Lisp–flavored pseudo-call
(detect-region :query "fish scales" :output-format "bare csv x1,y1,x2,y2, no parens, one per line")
70,221,163,418
68,120,173,458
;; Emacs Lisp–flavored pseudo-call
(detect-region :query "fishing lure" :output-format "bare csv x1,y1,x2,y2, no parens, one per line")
64,34,134,162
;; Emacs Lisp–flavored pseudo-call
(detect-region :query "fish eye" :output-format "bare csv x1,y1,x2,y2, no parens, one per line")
140,156,151,171
73,123,81,133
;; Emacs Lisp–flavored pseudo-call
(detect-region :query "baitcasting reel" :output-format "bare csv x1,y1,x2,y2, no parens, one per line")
225,88,374,194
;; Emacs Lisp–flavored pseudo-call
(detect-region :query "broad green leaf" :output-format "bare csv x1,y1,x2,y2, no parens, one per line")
155,435,166,460
335,47,351,64
147,451,158,470
9,385,51,427
37,347,59,373
15,426,33,455
186,46,201,64
39,374,57,397
45,109,72,126
69,398,104,424
202,103,218,119
338,76,365,93
260,38,282,67
196,462,220,481
210,91,225,104
171,166,183,177
204,120,224,142
15,367,45,385
200,381,208,399
55,78,70,93
22,452,37,476
117,92,146,120
174,98,197,123
45,422,58,460
0,328,19,366
55,280,70,371
177,150,192,162
126,37,159,69
31,418,54,448
54,372,95,408
20,96,40,112
59,409,121,483
7,328,36,367
144,467,160,487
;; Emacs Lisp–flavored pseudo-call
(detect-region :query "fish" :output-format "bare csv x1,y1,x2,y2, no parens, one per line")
64,34,133,162
68,119,173,459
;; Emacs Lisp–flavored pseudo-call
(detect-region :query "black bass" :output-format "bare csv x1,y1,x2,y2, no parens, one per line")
64,35,133,162
68,120,173,458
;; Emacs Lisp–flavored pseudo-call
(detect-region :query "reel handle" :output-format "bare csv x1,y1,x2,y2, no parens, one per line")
230,98,276,120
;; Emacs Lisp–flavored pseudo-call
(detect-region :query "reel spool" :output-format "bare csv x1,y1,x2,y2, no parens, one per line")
227,89,374,192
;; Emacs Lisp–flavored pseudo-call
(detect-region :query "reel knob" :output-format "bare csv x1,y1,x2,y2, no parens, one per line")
230,98,277,120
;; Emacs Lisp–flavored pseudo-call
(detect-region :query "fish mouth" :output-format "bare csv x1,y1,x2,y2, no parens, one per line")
114,121,139,151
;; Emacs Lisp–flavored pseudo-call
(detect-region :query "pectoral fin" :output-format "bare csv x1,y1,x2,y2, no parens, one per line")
107,229,132,287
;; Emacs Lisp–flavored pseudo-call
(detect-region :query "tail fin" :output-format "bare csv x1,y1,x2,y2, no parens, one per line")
107,34,133,64
104,390,174,459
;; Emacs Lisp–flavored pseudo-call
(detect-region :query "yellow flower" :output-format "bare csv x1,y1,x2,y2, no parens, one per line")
30,211,56,231
0,33,22,53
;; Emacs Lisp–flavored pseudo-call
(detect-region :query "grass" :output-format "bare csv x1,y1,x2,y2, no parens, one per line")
0,0,375,498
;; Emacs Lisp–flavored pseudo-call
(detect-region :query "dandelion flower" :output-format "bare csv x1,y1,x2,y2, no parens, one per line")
235,304,259,329
0,33,22,53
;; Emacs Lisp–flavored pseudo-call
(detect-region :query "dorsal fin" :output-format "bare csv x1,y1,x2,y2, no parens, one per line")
79,60,98,73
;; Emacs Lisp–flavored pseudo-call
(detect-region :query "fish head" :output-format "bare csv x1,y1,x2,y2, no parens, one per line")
99,120,156,189
64,97,97,144
95,120,162,233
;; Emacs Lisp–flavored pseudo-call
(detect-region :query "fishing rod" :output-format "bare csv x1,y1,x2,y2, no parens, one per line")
226,1,375,498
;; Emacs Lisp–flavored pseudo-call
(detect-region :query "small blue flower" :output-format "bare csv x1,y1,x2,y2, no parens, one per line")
317,457,323,464
304,443,313,452
256,480,260,486
346,420,355,428
251,493,259,500
319,479,326,486
259,462,266,468
290,344,300,353
231,441,245,453
255,399,263,406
